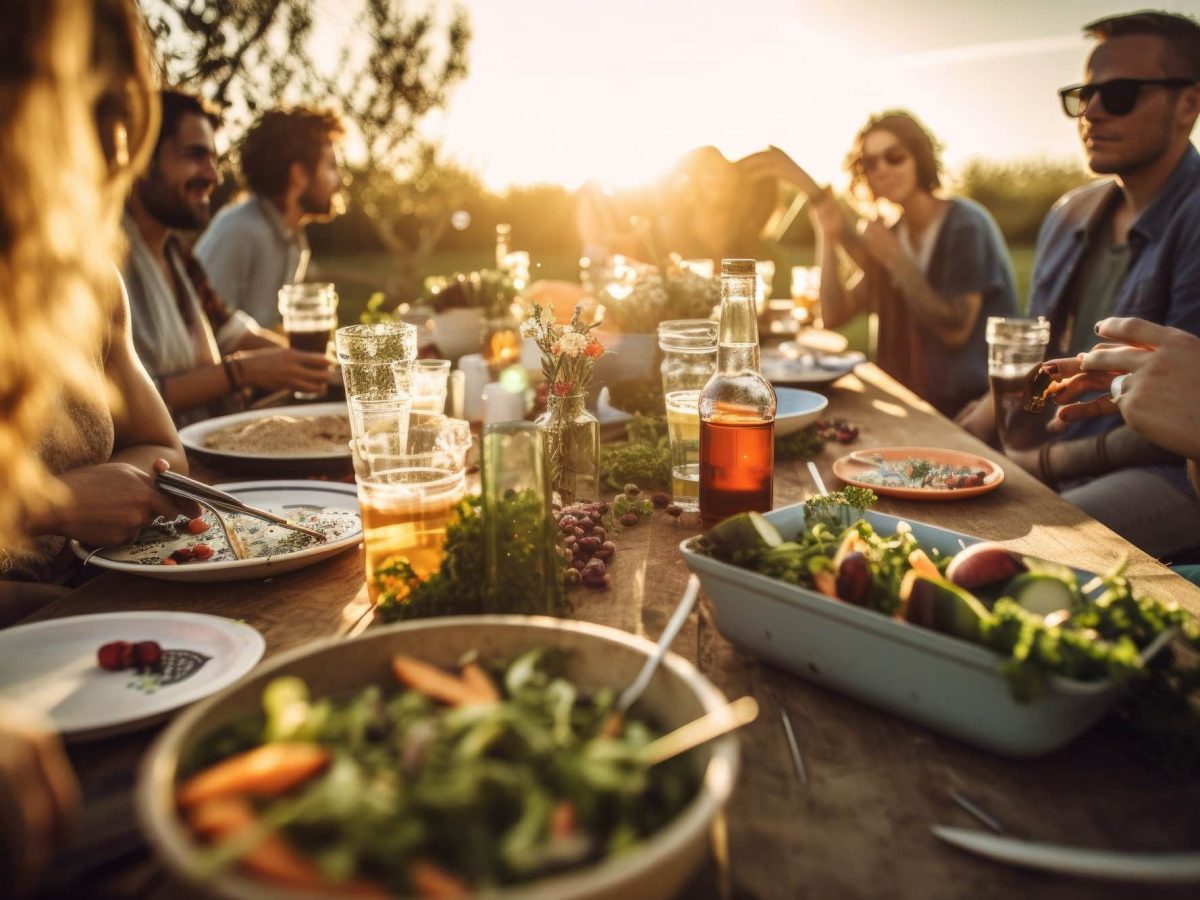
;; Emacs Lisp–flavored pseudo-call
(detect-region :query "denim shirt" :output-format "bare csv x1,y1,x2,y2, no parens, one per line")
1029,143,1200,493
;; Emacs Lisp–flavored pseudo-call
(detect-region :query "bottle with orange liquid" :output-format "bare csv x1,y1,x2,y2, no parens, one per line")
699,259,777,528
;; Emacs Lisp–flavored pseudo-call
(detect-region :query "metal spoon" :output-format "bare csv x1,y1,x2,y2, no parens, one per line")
617,575,702,715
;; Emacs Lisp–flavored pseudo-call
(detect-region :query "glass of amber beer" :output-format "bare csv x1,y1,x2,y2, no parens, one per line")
352,414,471,605
987,317,1052,453
278,283,338,399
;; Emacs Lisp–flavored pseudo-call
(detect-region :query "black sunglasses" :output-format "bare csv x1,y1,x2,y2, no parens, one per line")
859,146,910,174
1058,77,1197,117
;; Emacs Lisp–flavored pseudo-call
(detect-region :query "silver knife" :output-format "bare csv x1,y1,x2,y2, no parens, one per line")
933,826,1200,884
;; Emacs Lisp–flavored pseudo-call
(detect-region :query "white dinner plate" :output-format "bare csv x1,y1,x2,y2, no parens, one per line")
178,402,351,463
71,481,362,582
0,612,265,741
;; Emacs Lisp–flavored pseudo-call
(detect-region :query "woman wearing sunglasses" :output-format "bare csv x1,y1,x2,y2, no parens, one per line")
742,111,1018,418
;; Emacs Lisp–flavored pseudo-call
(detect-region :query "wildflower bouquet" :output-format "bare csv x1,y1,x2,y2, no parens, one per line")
521,302,606,399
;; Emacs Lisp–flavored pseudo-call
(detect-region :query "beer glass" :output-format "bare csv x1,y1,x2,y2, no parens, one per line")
987,317,1052,453
278,283,337,399
665,389,702,511
352,414,471,605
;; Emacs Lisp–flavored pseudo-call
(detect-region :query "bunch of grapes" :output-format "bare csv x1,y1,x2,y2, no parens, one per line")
557,501,616,589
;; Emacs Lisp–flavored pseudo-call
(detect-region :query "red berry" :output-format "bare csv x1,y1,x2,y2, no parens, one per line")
170,547,194,562
192,544,214,560
97,641,131,671
186,517,210,535
132,641,163,671
161,557,179,566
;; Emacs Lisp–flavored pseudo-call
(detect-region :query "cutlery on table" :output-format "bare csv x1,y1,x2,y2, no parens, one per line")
932,826,1200,884
156,470,327,546
935,791,1200,883
779,708,808,785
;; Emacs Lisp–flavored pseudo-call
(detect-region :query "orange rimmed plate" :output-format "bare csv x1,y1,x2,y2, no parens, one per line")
831,446,1004,501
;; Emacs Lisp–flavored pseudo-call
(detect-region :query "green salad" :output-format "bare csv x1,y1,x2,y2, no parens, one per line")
178,649,697,895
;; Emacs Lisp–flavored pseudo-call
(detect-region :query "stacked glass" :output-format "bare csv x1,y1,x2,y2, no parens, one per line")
351,412,473,605
657,319,718,512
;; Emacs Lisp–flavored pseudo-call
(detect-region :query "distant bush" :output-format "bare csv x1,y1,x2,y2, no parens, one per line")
953,158,1093,245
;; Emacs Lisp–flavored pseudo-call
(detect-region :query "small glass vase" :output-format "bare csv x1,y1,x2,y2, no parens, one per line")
536,393,600,507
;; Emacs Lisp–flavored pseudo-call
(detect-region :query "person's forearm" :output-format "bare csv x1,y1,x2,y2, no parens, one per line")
815,235,860,330
161,363,236,416
110,444,188,475
1044,425,1180,485
887,258,980,349
235,325,286,351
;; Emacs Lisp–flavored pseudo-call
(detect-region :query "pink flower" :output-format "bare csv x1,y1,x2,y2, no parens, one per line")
584,339,604,359
552,380,575,397
550,341,562,356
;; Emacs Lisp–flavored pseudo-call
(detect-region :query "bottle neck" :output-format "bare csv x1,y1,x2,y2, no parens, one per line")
717,274,760,373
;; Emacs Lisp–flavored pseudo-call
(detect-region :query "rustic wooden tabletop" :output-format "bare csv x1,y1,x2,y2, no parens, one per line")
25,363,1200,900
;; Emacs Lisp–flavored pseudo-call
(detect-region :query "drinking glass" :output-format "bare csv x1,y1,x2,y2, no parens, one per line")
658,319,717,397
790,266,822,328
987,317,1052,453
665,389,702,511
410,359,451,414
352,415,471,605
335,322,417,402
278,283,337,399
755,259,776,316
348,393,411,444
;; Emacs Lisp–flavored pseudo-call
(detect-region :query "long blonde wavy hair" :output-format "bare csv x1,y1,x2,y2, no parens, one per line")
0,0,157,548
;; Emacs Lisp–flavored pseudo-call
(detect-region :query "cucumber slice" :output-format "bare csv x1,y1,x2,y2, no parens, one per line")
1006,572,1080,618
705,512,783,562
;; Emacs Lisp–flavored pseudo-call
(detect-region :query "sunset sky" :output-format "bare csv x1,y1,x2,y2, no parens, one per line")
316,0,1200,191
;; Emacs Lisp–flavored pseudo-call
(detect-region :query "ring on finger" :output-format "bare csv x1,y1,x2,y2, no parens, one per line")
1109,373,1130,403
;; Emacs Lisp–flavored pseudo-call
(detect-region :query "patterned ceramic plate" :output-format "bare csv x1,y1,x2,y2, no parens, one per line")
71,481,362,582
0,612,264,740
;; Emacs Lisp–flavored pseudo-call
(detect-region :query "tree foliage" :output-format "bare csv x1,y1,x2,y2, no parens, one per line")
953,158,1093,245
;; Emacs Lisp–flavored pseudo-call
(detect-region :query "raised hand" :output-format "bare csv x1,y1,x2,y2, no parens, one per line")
1045,317,1200,459
234,348,333,395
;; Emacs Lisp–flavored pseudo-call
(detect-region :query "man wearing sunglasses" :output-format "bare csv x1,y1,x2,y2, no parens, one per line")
960,9,1200,560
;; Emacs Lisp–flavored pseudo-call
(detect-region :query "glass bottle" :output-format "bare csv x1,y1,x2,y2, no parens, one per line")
495,223,512,270
699,259,777,528
482,422,564,616
535,393,600,508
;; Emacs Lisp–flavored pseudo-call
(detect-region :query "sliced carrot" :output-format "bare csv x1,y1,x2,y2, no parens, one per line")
812,568,838,599
410,857,472,898
176,742,330,808
459,661,500,704
188,796,388,896
551,799,576,840
907,549,941,581
188,796,328,888
391,655,491,707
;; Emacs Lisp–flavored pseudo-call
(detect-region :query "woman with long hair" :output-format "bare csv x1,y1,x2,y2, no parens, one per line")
0,1,194,887
743,111,1019,417
1,0,196,602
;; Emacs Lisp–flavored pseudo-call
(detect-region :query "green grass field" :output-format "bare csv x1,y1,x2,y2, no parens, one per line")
316,244,1037,358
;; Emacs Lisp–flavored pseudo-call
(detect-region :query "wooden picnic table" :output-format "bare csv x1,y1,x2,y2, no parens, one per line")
25,362,1200,900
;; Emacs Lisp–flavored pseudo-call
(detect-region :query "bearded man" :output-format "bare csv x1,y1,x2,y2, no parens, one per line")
195,105,346,328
